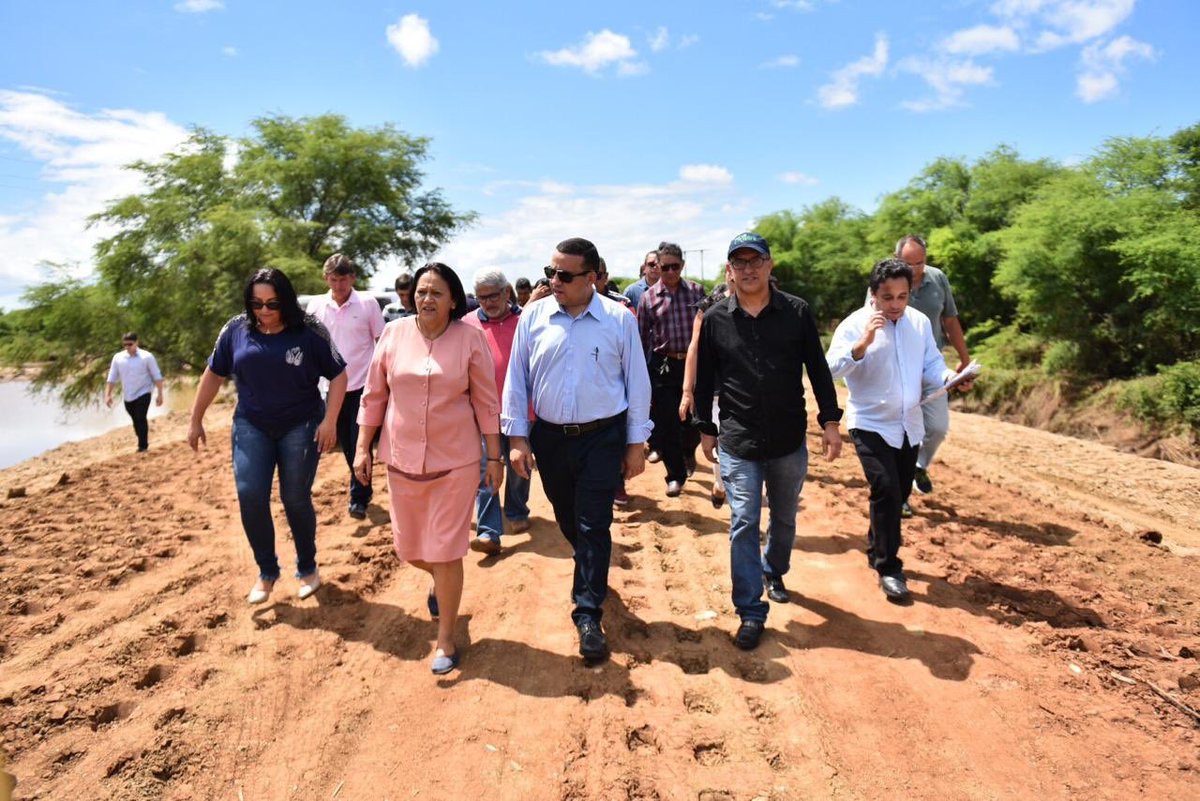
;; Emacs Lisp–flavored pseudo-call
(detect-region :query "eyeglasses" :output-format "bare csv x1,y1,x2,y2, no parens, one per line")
249,299,283,310
476,290,504,303
122,341,136,347
729,255,768,271
658,262,683,273
544,266,594,284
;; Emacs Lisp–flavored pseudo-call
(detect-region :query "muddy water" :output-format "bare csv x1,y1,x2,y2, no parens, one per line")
0,379,197,469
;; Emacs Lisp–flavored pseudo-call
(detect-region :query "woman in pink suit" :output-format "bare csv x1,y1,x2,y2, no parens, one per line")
354,263,503,675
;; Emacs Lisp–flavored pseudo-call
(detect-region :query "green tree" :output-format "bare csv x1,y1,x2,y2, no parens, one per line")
2,114,473,404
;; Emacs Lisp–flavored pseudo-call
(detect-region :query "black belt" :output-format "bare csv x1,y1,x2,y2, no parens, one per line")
655,351,687,360
538,412,625,437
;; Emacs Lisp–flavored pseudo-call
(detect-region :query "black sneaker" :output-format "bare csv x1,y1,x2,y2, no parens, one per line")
764,574,789,603
348,502,367,520
734,619,765,650
577,619,609,662
913,468,933,495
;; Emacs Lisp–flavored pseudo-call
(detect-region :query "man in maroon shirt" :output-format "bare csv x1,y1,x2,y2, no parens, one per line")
637,241,706,497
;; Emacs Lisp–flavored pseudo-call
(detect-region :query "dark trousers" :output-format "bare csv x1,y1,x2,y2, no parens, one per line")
529,417,625,626
850,428,918,576
124,392,152,450
649,354,700,485
336,388,373,506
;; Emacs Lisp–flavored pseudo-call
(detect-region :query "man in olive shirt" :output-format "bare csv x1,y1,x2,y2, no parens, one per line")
894,235,970,500
694,233,843,651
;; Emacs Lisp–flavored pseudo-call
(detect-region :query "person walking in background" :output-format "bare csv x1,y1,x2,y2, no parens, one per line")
694,233,843,650
894,234,971,508
827,257,967,602
623,249,659,309
503,237,652,663
464,267,531,555
514,277,533,307
306,254,385,520
354,262,502,675
105,332,164,453
679,279,729,509
383,271,416,322
188,268,347,605
638,242,706,498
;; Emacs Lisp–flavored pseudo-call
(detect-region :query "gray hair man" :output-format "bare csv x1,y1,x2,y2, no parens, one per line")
464,267,531,555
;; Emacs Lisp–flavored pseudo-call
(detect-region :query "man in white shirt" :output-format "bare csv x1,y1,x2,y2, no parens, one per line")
307,254,385,519
105,332,164,452
826,258,969,601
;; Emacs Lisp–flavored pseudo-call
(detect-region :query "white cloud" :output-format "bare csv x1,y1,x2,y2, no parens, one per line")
942,24,1020,55
386,14,439,68
0,91,190,308
778,171,819,186
755,12,775,21
1076,34,1154,101
899,57,994,112
679,164,733,185
433,177,749,286
773,0,815,9
817,34,889,109
538,29,641,75
649,26,670,53
992,0,1136,50
221,46,237,57
677,34,700,50
761,55,801,69
174,0,223,12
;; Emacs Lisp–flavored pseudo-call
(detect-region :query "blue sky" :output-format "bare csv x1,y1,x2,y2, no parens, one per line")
1,0,1197,308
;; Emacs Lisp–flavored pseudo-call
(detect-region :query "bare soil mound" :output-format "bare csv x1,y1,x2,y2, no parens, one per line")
2,406,1198,800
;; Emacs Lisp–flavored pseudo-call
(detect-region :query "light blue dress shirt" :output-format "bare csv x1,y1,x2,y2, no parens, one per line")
826,304,954,449
502,290,653,444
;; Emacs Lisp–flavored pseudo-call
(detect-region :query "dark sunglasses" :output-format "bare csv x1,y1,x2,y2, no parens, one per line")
249,299,283,310
658,262,683,273
544,265,594,284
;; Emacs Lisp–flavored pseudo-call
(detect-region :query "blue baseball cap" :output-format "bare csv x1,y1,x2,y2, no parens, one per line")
727,232,770,258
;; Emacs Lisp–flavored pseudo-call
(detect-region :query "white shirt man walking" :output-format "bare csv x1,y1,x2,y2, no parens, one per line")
105,332,164,452
306,253,385,519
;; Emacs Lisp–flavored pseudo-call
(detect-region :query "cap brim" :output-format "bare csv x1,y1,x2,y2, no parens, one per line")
727,243,770,258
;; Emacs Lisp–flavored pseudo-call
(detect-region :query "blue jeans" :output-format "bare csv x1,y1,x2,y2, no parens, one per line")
720,442,808,623
475,434,531,543
231,413,322,581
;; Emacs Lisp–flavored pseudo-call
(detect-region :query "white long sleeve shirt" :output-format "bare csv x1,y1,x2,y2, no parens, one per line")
826,304,955,449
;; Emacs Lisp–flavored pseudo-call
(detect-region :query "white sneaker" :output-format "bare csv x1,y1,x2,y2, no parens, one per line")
297,570,321,600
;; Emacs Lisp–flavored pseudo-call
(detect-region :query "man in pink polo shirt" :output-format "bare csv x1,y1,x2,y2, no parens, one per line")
307,253,386,519
464,267,531,555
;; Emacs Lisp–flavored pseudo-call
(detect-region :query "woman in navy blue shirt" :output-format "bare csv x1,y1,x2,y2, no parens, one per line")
189,268,347,604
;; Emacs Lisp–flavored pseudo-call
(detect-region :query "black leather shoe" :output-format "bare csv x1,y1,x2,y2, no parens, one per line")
577,620,609,662
764,574,789,604
879,573,911,601
733,619,765,650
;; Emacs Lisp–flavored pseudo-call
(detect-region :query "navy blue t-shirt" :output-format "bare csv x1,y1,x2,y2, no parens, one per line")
208,314,346,435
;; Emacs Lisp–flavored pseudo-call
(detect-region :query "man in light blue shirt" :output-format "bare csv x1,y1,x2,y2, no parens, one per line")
622,249,659,309
827,258,964,601
504,236,652,662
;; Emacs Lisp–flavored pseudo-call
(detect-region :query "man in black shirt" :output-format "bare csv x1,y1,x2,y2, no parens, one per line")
694,232,844,650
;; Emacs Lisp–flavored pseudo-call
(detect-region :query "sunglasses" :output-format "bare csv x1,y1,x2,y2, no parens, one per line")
544,266,594,284
249,299,283,310
729,255,768,271
476,290,504,303
658,262,683,273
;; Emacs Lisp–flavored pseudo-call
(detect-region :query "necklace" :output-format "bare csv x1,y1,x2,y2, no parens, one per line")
416,318,449,340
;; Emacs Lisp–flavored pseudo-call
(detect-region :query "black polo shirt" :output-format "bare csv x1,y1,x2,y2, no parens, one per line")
694,288,842,461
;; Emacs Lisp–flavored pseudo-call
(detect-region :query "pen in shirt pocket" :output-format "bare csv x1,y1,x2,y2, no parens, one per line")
592,347,599,362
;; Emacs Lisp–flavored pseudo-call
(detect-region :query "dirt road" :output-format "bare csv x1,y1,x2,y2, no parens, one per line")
2,404,1198,800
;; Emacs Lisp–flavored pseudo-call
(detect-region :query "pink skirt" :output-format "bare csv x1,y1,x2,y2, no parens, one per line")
386,461,478,563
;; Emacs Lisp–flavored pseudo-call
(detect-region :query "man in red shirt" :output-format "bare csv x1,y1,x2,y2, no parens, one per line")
464,268,531,554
